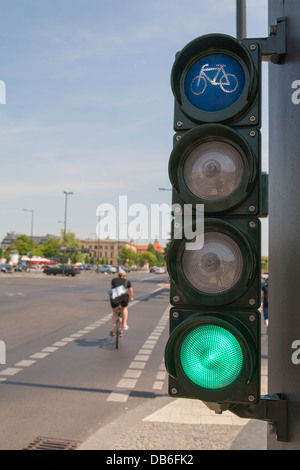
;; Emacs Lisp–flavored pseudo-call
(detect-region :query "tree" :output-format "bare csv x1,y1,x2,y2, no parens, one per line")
155,251,165,267
163,235,171,264
261,256,268,272
39,238,62,259
137,251,156,267
147,243,156,254
119,247,136,266
60,230,82,263
11,235,32,256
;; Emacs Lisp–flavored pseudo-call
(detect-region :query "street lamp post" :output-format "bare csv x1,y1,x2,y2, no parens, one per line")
236,0,247,40
62,191,74,275
23,209,34,270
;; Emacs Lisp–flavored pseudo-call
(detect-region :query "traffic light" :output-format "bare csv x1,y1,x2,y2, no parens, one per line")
165,33,262,409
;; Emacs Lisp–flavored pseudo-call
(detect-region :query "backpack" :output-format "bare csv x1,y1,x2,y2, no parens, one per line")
108,280,128,303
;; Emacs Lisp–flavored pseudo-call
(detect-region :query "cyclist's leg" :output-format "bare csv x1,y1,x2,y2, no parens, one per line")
121,305,129,330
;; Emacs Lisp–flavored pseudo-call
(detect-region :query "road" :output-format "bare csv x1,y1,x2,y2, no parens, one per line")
0,270,170,450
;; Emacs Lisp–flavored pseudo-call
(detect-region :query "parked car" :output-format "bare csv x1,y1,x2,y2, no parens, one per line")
43,264,79,276
155,267,165,274
150,266,157,273
0,264,13,273
95,265,116,274
14,264,27,272
117,265,130,273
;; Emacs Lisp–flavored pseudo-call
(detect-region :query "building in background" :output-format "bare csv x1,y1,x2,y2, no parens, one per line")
80,238,136,266
136,241,164,255
1,232,60,251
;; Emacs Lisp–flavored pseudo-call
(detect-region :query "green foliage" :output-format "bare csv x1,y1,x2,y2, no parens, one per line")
119,247,136,266
11,235,32,255
137,251,157,267
261,256,268,271
39,238,62,258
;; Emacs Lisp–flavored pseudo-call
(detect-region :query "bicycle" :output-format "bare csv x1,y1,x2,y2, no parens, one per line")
190,63,238,96
115,305,123,349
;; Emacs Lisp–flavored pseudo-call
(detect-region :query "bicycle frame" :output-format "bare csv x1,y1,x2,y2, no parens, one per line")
115,306,123,349
191,63,238,95
204,64,229,84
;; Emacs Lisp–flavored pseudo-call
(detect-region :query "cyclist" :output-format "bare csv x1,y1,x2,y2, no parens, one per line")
110,269,133,336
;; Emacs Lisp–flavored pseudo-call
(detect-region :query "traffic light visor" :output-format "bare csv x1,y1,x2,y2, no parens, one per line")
167,218,259,307
169,124,259,215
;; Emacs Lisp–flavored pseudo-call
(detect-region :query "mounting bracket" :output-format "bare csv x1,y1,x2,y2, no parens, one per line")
204,393,287,442
229,394,288,442
242,17,286,64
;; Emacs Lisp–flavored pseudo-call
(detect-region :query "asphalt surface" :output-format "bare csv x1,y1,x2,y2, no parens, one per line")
79,317,269,452
0,269,269,452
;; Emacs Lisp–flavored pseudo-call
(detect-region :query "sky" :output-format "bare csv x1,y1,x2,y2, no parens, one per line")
0,0,269,255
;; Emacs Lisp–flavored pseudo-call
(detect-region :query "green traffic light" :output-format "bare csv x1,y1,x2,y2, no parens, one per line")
180,325,243,390
166,31,262,408
165,310,260,404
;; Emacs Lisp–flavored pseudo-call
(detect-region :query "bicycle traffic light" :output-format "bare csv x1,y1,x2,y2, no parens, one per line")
172,34,260,130
165,33,262,409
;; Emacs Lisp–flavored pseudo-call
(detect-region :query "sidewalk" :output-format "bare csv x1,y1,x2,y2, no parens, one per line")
79,321,268,451
79,395,267,451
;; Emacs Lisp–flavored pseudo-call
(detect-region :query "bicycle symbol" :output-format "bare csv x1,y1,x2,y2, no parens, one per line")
190,64,239,95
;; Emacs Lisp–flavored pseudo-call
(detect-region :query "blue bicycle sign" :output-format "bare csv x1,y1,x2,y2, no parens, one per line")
185,53,245,112
190,63,239,95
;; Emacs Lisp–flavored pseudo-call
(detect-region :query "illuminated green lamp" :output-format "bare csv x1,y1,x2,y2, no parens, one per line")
180,324,243,390
165,310,260,405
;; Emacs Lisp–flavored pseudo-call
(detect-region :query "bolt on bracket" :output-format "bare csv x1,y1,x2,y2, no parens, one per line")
242,17,286,64
229,394,288,442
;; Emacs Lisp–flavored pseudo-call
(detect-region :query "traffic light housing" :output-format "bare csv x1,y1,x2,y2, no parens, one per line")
171,34,260,130
165,309,260,405
165,33,262,409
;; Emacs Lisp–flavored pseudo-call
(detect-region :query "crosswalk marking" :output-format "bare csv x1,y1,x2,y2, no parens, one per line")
107,304,169,403
0,285,170,405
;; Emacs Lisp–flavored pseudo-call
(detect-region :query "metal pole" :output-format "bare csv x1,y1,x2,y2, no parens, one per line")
268,0,300,449
236,0,247,39
64,193,68,245
62,191,74,275
23,209,34,270
30,211,34,270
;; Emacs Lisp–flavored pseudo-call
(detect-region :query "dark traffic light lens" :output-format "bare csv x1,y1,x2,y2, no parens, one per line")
183,140,244,202
182,231,244,294
180,324,244,390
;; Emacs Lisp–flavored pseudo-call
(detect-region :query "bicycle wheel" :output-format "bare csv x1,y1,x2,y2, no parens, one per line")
220,74,238,94
115,316,122,349
190,75,207,95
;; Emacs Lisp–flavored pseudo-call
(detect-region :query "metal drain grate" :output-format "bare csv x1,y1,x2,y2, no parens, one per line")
23,436,82,450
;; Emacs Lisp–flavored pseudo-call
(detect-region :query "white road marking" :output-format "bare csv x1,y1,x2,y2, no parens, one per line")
0,286,170,402
15,360,36,367
0,368,22,376
107,304,169,403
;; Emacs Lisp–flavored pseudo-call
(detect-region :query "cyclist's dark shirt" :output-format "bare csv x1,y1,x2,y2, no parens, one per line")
111,277,131,289
110,277,132,308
